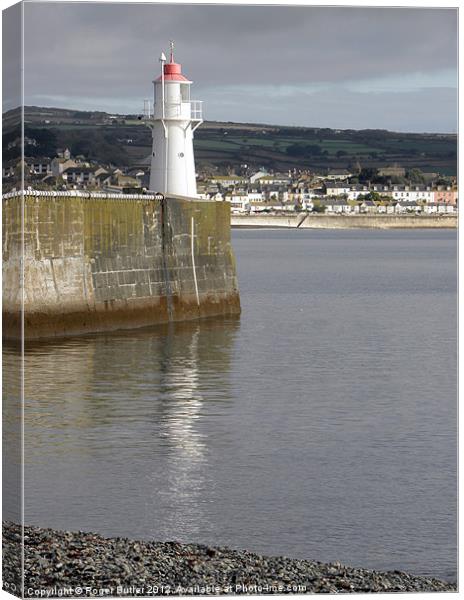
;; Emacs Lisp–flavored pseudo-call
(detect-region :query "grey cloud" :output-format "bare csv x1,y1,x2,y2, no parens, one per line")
201,84,457,133
3,2,22,112
23,4,457,83
18,2,458,132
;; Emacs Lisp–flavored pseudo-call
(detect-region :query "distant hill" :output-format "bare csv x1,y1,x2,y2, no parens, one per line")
2,106,457,176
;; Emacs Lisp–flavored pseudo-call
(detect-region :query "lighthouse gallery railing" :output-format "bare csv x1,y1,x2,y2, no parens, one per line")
145,100,203,121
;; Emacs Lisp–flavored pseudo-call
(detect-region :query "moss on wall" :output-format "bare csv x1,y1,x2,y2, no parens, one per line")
3,194,240,339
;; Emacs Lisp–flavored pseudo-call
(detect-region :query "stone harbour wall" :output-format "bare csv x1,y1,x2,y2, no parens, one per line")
2,192,240,339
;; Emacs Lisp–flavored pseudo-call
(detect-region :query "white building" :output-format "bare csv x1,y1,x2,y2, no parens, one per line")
247,191,264,202
322,169,353,181
394,201,422,213
209,176,247,188
225,194,249,213
255,174,291,185
301,198,314,211
391,186,434,203
321,199,352,213
325,183,371,201
148,43,203,196
249,170,268,184
198,191,223,201
325,183,351,197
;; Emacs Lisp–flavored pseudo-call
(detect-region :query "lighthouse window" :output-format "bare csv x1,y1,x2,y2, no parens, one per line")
180,84,190,102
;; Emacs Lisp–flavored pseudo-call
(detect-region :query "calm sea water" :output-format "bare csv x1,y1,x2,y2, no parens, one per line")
5,228,457,581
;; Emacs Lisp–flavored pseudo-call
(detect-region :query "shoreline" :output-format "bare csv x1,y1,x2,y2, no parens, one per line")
2,522,456,596
231,214,458,230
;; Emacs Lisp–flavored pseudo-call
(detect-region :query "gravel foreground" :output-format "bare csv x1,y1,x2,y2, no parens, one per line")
2,522,456,596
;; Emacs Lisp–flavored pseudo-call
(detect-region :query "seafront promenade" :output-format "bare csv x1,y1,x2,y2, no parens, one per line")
231,213,458,229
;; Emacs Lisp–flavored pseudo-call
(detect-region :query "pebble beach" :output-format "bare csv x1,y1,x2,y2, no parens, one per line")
2,522,456,596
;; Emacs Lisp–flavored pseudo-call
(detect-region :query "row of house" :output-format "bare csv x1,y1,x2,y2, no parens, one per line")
325,183,457,205
224,195,457,215
202,180,458,213
61,167,144,190
316,199,456,215
4,153,457,211
199,167,457,211
3,150,147,193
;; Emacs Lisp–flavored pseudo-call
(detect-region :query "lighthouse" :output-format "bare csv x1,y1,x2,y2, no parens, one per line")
148,42,203,196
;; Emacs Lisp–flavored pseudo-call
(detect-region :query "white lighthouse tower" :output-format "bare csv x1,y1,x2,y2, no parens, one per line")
148,42,203,196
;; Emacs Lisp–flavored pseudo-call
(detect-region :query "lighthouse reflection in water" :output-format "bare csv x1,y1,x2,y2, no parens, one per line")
19,318,238,541
151,325,209,538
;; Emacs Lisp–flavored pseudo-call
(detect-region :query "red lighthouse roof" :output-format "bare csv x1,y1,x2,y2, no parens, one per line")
155,42,191,83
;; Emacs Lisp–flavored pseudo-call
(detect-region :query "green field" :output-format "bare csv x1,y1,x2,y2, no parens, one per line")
193,128,456,174
3,106,457,176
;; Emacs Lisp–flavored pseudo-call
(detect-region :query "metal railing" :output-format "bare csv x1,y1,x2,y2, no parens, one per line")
190,100,203,120
143,99,153,119
141,99,203,121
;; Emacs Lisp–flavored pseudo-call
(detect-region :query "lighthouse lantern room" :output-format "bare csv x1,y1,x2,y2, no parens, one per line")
148,42,203,196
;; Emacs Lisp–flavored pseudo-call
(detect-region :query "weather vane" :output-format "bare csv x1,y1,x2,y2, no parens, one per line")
169,40,175,62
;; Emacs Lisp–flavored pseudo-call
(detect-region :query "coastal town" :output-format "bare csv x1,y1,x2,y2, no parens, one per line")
197,167,458,215
2,149,458,216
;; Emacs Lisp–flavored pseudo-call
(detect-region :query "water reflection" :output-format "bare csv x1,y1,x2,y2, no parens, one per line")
158,326,204,456
154,326,206,536
17,317,239,540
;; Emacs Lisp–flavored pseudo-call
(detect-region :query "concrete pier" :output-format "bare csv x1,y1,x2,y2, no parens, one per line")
231,213,457,229
2,192,240,340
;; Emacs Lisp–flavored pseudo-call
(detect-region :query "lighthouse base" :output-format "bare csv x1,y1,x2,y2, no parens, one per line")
3,193,241,340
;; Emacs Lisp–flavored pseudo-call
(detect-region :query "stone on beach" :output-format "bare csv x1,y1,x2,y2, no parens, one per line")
2,522,456,596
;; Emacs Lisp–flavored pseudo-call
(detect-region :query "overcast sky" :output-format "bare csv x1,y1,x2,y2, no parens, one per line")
12,2,459,132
